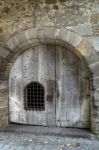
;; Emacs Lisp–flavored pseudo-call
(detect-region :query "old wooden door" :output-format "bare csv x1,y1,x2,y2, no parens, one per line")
55,46,90,128
9,44,90,128
9,45,56,126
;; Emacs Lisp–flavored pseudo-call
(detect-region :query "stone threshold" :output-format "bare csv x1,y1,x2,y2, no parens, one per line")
2,123,95,139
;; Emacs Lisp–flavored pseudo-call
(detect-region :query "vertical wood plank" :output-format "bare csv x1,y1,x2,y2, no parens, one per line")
45,45,56,126
9,55,28,123
55,46,90,128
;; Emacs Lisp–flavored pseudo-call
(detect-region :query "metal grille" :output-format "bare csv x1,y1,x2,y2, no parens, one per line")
24,82,45,111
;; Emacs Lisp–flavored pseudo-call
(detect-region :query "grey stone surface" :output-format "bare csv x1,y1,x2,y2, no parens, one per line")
4,124,94,139
93,78,99,90
0,131,98,150
67,23,92,36
0,48,9,59
86,36,99,52
90,62,99,77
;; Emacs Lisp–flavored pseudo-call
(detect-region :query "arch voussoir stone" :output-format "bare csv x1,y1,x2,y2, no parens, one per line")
55,28,82,47
0,47,10,59
6,31,28,52
76,39,99,66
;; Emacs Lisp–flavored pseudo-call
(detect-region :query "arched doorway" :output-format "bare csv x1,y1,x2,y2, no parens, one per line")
1,26,99,134
9,44,90,128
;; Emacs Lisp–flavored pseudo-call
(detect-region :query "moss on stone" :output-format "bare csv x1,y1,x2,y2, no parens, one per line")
2,7,10,13
59,0,68,2
53,5,59,9
45,0,57,4
0,27,3,33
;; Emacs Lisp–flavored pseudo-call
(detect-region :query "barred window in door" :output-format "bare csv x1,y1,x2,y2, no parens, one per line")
24,82,45,111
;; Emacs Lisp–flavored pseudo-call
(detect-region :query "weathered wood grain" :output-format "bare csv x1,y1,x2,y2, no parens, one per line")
55,46,90,128
9,44,90,128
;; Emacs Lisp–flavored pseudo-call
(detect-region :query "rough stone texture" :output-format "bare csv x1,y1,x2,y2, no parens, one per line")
0,0,99,136
0,0,98,34
0,132,99,150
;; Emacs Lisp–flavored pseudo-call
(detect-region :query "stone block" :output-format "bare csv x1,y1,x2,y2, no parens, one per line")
0,81,8,90
6,31,27,51
25,27,38,42
45,27,56,39
91,120,96,133
17,32,27,43
90,61,99,77
92,25,99,35
0,101,8,108
67,23,92,36
5,53,14,64
86,36,99,52
56,28,82,47
90,13,99,24
0,117,8,129
0,47,9,59
0,32,11,42
0,94,8,104
15,40,31,53
7,36,19,51
93,78,99,90
96,123,99,133
37,27,45,43
93,90,99,107
0,57,3,65
26,39,39,47
0,107,8,118
76,39,99,65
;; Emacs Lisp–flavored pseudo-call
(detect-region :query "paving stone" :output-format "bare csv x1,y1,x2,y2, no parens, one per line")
0,132,98,150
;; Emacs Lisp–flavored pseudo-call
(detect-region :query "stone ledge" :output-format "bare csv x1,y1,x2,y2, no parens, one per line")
4,124,93,139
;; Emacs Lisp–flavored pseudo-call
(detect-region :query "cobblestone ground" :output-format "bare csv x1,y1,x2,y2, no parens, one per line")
0,132,99,150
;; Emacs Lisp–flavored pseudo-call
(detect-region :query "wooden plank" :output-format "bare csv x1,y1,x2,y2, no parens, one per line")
77,59,90,128
55,46,90,128
56,46,68,127
45,45,56,126
22,46,47,126
9,55,27,123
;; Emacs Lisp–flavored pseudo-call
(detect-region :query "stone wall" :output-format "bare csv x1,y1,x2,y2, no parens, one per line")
0,0,99,135
0,0,99,56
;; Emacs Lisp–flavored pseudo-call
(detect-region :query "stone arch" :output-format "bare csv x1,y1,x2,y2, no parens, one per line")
0,26,99,134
